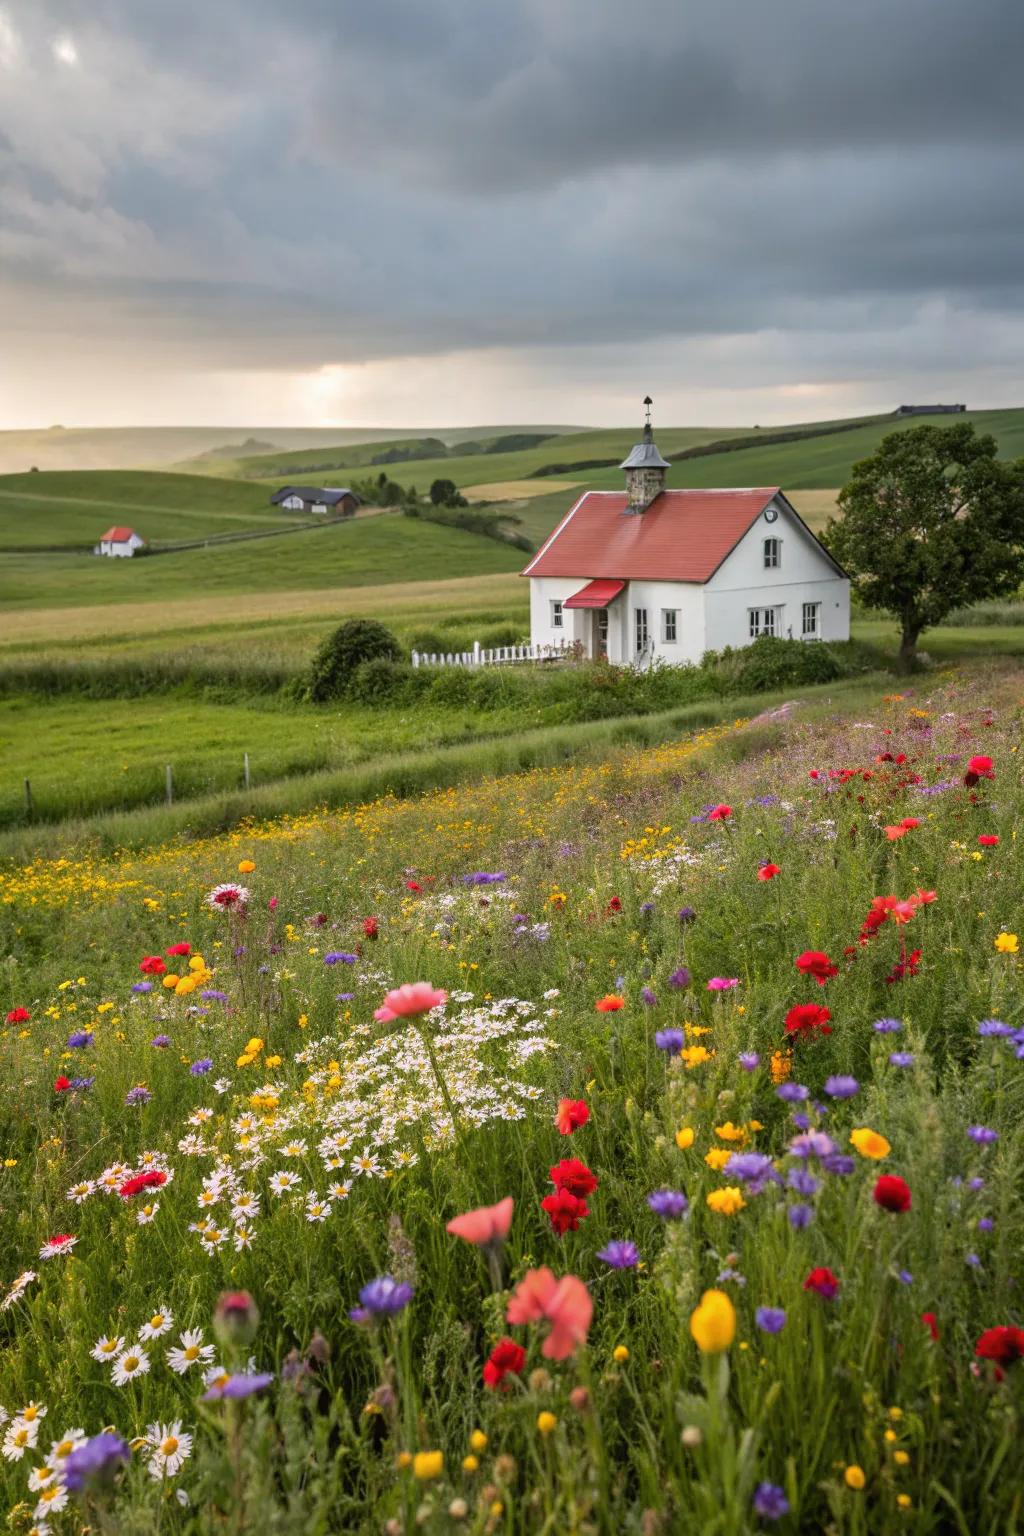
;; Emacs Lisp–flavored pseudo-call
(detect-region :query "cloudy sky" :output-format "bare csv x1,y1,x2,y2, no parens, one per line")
1,0,1022,429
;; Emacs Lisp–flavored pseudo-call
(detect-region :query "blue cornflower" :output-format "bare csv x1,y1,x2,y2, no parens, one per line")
889,1052,915,1067
67,1030,94,1049
821,1153,855,1175
63,1432,130,1492
131,981,153,993
324,952,357,965
788,1203,814,1229
641,987,658,1006
597,1240,640,1269
738,1051,761,1071
776,1082,809,1102
968,1126,998,1144
753,1483,790,1520
124,1085,151,1106
150,1034,171,1048
824,1075,858,1099
668,967,691,989
647,1190,689,1219
350,1275,414,1322
977,1019,1013,1037
873,1017,903,1034
755,1307,787,1334
190,1058,214,1076
655,1028,685,1055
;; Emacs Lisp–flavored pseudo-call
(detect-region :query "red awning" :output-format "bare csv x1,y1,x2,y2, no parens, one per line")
564,578,626,609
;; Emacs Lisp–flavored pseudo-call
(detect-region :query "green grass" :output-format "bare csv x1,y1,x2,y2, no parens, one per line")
0,513,524,610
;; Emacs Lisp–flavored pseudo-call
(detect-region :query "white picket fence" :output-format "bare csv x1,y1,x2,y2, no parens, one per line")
411,639,572,669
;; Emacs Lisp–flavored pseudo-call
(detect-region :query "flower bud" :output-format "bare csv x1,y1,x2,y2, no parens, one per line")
213,1290,259,1347
568,1386,591,1414
681,1425,703,1448
448,1500,468,1521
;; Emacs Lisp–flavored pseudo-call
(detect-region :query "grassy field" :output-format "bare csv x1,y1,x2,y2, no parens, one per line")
1,671,1022,1533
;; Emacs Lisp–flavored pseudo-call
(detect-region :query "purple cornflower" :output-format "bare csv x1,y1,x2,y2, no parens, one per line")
755,1307,787,1334
63,1432,130,1492
776,1082,809,1102
70,1076,95,1090
791,1112,811,1131
462,872,507,885
124,1085,151,1106
889,1052,915,1068
738,1051,761,1071
67,1030,94,1049
597,1240,639,1269
978,1217,995,1232
789,1131,835,1160
897,1269,914,1285
640,902,655,916
726,1152,777,1191
824,1075,858,1099
131,981,153,994
678,906,697,924
336,992,355,1001
788,1203,814,1229
968,1177,985,1190
668,967,691,989
201,989,229,1003
350,1275,413,1321
873,1017,902,1034
150,1034,171,1048
655,1028,685,1055
821,1153,855,1175
647,1190,689,1219
787,1167,820,1196
968,1126,998,1144
966,1252,982,1268
641,987,658,1006
202,1371,274,1401
190,1058,214,1076
323,952,357,965
753,1483,790,1520
977,1019,1013,1037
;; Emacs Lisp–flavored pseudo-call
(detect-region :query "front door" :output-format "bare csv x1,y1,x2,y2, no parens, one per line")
594,608,609,659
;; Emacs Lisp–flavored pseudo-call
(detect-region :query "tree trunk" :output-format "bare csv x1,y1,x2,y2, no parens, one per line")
896,620,921,673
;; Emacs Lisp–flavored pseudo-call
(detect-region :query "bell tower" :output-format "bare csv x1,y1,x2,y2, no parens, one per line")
620,396,670,513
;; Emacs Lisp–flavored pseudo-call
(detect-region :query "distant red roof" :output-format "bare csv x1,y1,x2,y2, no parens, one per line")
100,526,137,543
564,578,626,608
522,489,783,584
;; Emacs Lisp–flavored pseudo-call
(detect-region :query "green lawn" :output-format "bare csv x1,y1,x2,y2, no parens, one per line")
1,512,524,610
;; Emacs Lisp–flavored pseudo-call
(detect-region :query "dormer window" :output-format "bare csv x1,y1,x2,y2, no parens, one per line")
763,537,781,569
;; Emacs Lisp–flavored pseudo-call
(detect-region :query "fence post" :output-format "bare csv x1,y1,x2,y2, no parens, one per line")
24,778,33,819
165,765,173,805
412,651,420,668
244,752,251,790
473,640,481,666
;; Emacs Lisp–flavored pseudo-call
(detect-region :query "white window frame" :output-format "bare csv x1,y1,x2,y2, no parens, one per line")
749,606,780,639
802,601,820,639
634,607,649,654
550,599,563,629
763,537,781,569
661,608,678,643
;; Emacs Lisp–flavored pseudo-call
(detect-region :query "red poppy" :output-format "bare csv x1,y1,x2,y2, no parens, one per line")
540,1188,590,1235
912,888,937,905
809,769,821,780
794,950,838,984
595,994,624,1012
554,1099,589,1136
165,943,191,957
606,896,622,913
784,1003,833,1038
5,1007,30,1024
803,1266,840,1299
873,1174,911,1213
482,1336,527,1390
757,863,781,881
978,834,1000,847
708,804,732,821
362,917,379,939
53,1075,71,1093
885,947,922,984
975,1326,1024,1366
405,879,422,892
549,1159,599,1197
921,1312,940,1341
119,1170,169,1199
965,755,995,786
139,955,167,976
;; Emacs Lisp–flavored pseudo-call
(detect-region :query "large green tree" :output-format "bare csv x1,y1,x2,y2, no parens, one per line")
824,423,1024,668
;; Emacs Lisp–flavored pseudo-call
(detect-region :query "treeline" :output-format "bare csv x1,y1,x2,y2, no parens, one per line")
245,431,555,479
347,470,534,551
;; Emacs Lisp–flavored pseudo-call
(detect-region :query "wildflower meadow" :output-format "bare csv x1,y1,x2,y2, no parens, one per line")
1,673,1022,1534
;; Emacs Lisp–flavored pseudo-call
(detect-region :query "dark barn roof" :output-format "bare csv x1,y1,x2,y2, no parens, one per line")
270,485,358,506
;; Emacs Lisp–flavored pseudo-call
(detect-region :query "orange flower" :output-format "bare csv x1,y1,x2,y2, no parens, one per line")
595,994,624,1012
446,1196,514,1247
506,1267,592,1360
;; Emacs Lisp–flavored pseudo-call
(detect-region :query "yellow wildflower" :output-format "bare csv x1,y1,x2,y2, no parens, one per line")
706,1186,746,1216
850,1128,891,1160
689,1289,736,1354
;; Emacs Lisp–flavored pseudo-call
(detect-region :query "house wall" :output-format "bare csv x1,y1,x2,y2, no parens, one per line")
528,576,594,651
99,539,138,558
621,580,706,665
704,496,850,650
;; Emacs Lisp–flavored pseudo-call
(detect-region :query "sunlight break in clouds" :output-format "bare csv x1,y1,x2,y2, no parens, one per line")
52,33,78,66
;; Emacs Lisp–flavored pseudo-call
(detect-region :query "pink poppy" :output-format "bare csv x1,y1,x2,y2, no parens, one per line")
506,1266,593,1360
446,1196,514,1246
708,804,732,822
706,977,739,991
374,983,448,1022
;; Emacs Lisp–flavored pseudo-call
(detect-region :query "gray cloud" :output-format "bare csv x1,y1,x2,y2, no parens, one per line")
1,0,1023,421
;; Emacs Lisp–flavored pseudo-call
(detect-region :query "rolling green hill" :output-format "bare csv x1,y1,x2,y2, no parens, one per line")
1,511,524,611
0,470,305,549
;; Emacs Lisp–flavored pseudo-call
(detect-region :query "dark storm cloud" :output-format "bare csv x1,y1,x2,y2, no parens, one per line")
1,0,1023,390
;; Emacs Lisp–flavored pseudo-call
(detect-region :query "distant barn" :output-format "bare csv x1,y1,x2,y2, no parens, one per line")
96,525,145,557
270,485,359,516
894,404,966,416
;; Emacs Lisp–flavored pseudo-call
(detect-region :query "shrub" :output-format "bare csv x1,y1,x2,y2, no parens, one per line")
307,620,403,703
347,657,426,706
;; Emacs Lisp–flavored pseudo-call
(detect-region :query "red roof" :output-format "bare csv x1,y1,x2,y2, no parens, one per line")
522,489,782,584
564,578,626,608
100,526,137,542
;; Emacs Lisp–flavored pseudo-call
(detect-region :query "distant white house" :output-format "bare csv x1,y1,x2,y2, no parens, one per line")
96,525,145,558
523,400,850,667
269,485,359,516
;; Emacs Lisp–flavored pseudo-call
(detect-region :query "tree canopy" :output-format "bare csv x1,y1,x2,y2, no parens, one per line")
824,423,1024,666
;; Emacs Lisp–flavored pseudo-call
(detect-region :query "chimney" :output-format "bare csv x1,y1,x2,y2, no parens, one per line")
619,396,671,513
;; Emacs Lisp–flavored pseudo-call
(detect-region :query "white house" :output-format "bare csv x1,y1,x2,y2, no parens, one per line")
522,402,849,667
269,486,359,516
96,525,145,558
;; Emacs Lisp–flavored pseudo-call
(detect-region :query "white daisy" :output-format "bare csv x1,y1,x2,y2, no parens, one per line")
351,1154,380,1177
196,1189,220,1209
111,1346,151,1386
66,1181,95,1204
305,1199,331,1223
28,1464,60,1492
90,1334,125,1363
166,1330,215,1375
139,1307,173,1340
230,1192,260,1220
39,1235,77,1261
280,1140,308,1158
45,1429,86,1468
328,1181,352,1200
269,1171,301,1196
136,1201,160,1225
232,1226,256,1252
34,1484,68,1519
2,1420,39,1459
199,1227,228,1252
1,1271,36,1312
146,1421,193,1479
17,1402,47,1425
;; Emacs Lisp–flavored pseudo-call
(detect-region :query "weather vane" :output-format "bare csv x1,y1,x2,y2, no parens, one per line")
643,395,653,429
